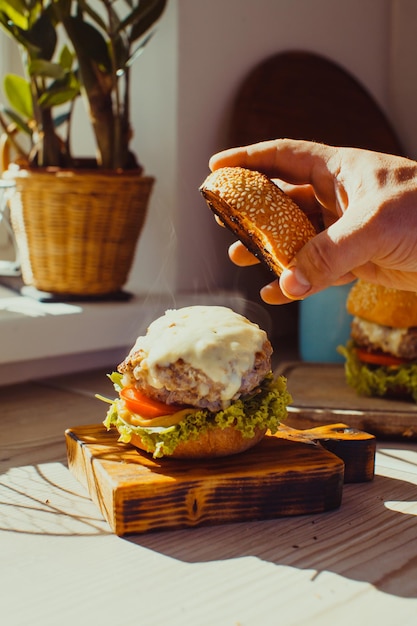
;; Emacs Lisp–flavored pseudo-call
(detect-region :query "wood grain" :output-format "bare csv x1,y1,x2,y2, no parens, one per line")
278,423,375,483
280,362,417,439
65,425,346,535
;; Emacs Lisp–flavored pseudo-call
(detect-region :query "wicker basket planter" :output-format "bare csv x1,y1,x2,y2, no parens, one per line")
5,167,154,296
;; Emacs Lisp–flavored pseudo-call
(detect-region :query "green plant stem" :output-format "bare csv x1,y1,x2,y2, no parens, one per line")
0,111,28,162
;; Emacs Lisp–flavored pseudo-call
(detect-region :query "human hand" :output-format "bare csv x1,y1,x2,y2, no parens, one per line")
209,139,417,303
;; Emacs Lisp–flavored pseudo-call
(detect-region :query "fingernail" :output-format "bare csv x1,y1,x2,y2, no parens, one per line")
281,266,311,299
260,282,278,303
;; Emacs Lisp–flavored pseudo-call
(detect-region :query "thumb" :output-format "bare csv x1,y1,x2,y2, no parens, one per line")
279,219,366,298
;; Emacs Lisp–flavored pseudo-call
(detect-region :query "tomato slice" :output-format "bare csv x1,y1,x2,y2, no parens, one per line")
120,386,181,418
355,347,410,367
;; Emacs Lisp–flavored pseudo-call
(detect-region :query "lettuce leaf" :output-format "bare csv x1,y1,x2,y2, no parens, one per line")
338,341,417,402
103,373,292,458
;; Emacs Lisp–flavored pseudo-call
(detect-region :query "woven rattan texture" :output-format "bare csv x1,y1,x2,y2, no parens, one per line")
10,170,154,295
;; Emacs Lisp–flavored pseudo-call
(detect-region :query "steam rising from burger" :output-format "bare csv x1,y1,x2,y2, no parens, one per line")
102,306,291,458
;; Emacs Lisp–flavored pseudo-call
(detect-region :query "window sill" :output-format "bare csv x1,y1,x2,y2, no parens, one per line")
0,286,247,386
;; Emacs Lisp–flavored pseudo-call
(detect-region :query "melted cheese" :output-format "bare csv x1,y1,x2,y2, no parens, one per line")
118,402,197,428
354,317,407,356
129,306,267,403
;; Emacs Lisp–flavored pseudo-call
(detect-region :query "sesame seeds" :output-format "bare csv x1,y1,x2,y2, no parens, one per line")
347,279,417,328
200,166,317,274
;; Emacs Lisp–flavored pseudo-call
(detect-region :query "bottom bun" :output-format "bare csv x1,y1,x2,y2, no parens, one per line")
129,426,267,459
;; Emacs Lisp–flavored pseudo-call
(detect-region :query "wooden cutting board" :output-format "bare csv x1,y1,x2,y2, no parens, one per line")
280,362,417,439
230,50,404,155
65,422,375,536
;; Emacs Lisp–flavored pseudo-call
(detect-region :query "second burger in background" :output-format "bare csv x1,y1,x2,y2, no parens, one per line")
339,280,417,402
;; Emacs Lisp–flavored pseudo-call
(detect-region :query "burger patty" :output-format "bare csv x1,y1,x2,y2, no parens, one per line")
351,317,417,360
118,339,273,411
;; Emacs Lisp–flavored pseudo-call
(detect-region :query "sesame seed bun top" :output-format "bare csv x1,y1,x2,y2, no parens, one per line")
200,167,316,276
346,279,417,328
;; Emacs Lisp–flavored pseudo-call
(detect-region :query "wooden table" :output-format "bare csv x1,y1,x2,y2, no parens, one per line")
1,368,417,626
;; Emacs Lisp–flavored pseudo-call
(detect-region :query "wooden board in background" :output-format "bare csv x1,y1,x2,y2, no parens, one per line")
230,51,404,155
280,362,417,439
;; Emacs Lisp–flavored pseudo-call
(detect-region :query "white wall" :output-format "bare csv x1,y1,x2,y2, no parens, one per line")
389,0,417,159
123,0,407,298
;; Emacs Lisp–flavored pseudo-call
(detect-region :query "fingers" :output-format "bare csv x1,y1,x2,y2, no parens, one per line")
260,281,294,305
348,264,417,292
209,140,417,302
228,240,260,266
209,139,343,221
278,211,377,297
259,272,357,305
209,138,334,185
279,265,357,300
225,182,329,265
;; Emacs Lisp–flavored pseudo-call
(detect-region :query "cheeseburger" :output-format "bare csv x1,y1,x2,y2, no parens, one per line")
103,305,291,458
339,280,417,401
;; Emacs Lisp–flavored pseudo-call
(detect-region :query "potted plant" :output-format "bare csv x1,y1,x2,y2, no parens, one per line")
0,0,167,296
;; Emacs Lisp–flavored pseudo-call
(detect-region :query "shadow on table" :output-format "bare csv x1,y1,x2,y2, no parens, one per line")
128,454,417,599
3,443,416,598
0,461,110,536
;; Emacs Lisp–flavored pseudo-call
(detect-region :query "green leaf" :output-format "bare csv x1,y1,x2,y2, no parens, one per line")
29,59,66,80
25,11,57,60
126,30,153,69
62,16,112,72
53,110,71,129
76,0,107,32
3,74,33,120
0,0,30,31
59,44,74,71
339,341,417,402
0,105,32,135
127,0,167,43
38,86,79,108
104,373,291,459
